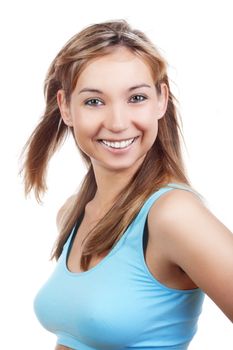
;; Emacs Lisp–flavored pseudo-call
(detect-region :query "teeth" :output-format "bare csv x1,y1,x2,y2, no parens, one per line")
101,138,135,149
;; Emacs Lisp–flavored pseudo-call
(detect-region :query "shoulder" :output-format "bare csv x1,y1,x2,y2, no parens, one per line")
147,186,214,254
56,194,78,231
148,186,206,230
147,187,207,261
147,186,233,320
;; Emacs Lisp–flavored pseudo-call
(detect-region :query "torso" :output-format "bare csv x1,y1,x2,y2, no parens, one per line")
56,184,198,350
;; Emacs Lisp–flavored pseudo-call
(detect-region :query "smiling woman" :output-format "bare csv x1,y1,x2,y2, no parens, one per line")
20,19,233,350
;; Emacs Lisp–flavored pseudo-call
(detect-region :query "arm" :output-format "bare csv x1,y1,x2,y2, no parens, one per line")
150,189,233,321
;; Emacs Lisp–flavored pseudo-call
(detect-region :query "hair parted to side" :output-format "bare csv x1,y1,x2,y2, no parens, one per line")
20,19,200,271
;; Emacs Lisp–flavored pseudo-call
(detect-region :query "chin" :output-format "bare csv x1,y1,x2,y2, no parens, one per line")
100,157,146,173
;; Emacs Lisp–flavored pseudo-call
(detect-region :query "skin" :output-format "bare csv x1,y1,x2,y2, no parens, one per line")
56,46,233,349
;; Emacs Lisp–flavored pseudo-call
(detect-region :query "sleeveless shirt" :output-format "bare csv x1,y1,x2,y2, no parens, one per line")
34,183,205,350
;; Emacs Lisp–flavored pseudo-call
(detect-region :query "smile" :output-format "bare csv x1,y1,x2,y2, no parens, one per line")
99,137,136,149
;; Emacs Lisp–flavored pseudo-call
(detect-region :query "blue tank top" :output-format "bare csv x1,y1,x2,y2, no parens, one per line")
34,183,205,350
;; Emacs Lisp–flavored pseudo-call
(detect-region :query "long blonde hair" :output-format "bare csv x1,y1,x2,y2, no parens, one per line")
21,19,195,271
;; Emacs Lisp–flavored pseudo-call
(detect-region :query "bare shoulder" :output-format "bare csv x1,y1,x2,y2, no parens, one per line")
56,194,78,231
148,186,231,251
148,187,233,320
147,187,207,262
148,187,206,227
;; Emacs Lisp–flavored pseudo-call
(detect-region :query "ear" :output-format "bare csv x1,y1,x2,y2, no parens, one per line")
57,89,73,127
156,83,169,120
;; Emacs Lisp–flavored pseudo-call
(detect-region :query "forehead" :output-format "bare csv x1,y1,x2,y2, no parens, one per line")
76,47,154,88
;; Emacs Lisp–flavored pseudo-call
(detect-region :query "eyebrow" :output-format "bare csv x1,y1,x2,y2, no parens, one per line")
78,83,152,95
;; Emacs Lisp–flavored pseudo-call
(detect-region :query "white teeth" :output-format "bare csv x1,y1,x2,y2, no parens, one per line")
101,138,135,149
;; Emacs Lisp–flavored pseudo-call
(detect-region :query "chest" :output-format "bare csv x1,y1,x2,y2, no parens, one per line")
67,217,110,273
67,215,196,290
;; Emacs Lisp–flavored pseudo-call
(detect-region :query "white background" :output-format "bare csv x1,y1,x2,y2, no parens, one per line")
1,0,233,349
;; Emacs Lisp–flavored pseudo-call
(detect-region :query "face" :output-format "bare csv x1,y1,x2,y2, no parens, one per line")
57,46,168,176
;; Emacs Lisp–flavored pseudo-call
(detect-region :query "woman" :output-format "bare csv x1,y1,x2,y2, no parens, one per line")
21,19,233,350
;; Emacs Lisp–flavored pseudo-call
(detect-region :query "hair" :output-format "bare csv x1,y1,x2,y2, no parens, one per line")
20,19,201,271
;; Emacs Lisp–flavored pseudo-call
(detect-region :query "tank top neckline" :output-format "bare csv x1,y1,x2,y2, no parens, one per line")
63,209,136,277
63,182,192,278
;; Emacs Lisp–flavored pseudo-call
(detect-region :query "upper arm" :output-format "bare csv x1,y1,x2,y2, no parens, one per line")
150,189,233,321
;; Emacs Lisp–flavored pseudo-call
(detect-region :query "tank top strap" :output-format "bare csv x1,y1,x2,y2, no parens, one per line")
136,182,203,222
62,212,84,253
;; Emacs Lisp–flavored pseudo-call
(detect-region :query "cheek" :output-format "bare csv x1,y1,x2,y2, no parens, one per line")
138,116,159,147
72,113,100,139
134,110,158,132
146,122,158,144
133,103,158,127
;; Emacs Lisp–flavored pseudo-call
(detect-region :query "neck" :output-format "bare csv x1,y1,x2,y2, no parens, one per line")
87,162,142,215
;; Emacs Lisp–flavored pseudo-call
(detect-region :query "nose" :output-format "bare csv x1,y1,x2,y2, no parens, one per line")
104,104,129,133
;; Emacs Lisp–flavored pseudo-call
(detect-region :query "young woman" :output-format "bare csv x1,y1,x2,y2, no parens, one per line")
21,19,233,350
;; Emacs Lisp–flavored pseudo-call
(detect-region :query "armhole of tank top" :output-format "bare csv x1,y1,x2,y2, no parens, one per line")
142,218,149,255
141,183,205,293
143,183,205,270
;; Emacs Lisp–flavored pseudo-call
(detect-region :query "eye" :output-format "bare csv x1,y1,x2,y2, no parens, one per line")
129,95,148,103
84,98,103,106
